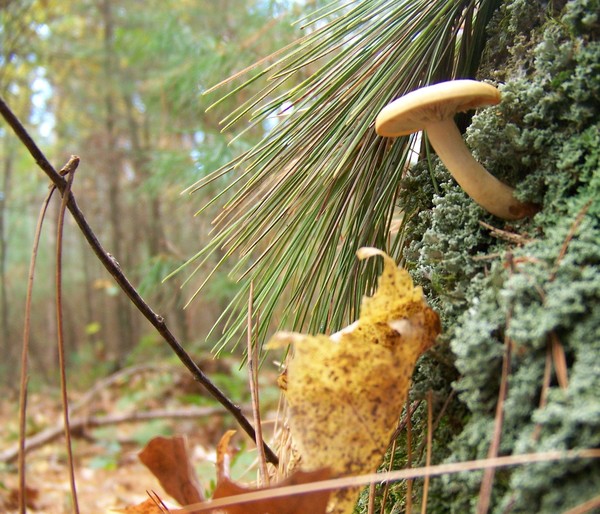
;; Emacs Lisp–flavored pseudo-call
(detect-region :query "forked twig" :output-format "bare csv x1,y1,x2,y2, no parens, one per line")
0,95,278,466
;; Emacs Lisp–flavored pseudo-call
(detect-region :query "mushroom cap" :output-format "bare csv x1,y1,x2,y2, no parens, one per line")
375,80,500,137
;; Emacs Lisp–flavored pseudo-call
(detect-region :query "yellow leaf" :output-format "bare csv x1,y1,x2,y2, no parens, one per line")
268,248,440,514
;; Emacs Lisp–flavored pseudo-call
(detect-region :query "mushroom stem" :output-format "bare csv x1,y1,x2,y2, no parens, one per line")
425,119,534,220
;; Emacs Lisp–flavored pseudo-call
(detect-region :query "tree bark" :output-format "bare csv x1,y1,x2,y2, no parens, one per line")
101,0,135,359
0,137,13,385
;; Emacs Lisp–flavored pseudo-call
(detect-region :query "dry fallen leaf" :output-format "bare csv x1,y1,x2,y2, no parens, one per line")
268,247,441,514
6,485,39,510
119,431,330,514
111,497,168,513
208,430,331,514
138,435,204,505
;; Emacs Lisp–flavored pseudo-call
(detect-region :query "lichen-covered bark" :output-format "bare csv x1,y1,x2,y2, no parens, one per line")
387,0,600,511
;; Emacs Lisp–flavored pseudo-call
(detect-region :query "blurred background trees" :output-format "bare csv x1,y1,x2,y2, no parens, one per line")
0,0,307,387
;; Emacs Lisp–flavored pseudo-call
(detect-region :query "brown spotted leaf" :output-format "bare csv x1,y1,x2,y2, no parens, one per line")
268,248,440,514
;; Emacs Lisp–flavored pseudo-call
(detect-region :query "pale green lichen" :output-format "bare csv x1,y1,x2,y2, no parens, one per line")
386,0,600,511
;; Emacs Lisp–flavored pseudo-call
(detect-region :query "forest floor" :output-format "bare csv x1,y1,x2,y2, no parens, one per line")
0,360,281,513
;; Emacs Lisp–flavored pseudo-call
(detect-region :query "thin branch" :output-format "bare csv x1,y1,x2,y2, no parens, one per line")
69,363,176,414
549,200,592,281
55,161,80,513
367,482,376,514
0,95,278,467
0,406,229,464
478,221,535,245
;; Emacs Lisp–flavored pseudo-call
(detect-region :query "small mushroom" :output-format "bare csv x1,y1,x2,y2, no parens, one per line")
375,80,538,220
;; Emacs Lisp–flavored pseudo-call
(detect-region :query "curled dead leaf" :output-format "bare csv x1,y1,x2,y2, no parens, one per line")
122,432,330,514
209,431,331,514
269,247,440,514
138,435,204,506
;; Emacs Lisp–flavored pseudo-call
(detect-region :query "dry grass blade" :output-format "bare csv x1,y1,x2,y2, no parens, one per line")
477,316,513,514
561,494,600,514
55,159,80,514
179,449,600,513
550,331,569,390
247,281,269,485
405,398,414,514
421,391,433,514
378,400,420,514
18,184,58,513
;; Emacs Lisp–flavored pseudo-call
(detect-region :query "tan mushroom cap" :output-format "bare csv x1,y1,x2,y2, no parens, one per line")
375,80,500,137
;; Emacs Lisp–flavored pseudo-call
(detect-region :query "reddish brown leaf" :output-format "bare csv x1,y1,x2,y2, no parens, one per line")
132,432,330,514
6,486,39,510
211,467,331,514
139,436,204,505
206,431,330,514
111,497,168,513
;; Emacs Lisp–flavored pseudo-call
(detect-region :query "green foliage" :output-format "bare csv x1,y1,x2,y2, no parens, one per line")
186,0,505,352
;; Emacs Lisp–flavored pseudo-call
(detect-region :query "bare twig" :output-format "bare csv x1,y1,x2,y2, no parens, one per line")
0,95,278,467
1,406,228,463
55,158,80,513
550,331,569,390
247,281,269,485
18,184,56,514
479,221,534,245
531,344,553,442
549,200,592,281
367,482,376,514
69,363,176,415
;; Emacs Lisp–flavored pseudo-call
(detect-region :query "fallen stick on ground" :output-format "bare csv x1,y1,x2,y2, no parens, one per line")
0,406,234,463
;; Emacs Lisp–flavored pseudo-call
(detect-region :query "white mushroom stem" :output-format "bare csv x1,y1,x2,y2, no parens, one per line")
425,119,532,220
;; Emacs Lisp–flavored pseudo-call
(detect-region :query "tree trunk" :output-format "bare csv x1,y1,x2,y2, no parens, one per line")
101,0,135,361
0,137,14,386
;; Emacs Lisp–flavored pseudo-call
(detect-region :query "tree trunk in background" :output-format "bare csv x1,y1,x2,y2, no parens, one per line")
101,0,135,361
0,138,14,386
